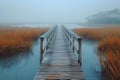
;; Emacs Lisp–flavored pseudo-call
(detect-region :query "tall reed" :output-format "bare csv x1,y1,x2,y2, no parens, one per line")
0,27,48,57
73,27,120,80
98,36,120,80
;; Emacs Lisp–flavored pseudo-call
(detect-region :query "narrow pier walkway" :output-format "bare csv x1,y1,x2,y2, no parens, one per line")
34,26,85,80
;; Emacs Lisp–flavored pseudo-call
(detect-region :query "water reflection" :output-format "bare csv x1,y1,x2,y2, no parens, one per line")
0,40,40,80
81,39,101,80
0,50,33,69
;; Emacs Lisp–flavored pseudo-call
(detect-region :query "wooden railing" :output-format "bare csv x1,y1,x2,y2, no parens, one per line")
62,26,82,66
40,26,57,63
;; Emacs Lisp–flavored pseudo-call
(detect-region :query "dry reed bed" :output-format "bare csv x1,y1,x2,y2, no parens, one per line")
73,27,120,40
73,27,120,80
98,36,120,80
0,27,48,57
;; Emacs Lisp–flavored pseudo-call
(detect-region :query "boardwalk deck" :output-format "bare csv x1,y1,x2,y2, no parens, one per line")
34,26,85,80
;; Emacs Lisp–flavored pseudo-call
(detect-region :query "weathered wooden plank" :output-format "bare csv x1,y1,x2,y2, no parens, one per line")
37,66,83,72
34,27,85,80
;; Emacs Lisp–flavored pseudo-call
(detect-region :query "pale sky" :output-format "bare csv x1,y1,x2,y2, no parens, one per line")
0,0,120,24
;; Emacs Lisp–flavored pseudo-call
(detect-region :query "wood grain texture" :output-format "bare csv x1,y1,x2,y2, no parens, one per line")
34,27,85,80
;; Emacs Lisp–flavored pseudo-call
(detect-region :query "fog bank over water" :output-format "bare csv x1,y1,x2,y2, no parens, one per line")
87,9,120,24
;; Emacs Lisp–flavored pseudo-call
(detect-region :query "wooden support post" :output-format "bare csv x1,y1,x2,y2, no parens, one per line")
70,35,72,45
46,40,49,50
50,32,54,45
51,33,55,45
67,34,69,41
72,37,74,52
49,34,52,47
51,31,56,45
78,38,82,66
40,37,44,64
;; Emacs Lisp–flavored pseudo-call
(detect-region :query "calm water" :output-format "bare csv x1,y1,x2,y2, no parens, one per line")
0,39,101,80
0,40,40,80
81,39,101,80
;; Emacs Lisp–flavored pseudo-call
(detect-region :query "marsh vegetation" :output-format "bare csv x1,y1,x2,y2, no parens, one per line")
0,27,48,57
73,26,120,80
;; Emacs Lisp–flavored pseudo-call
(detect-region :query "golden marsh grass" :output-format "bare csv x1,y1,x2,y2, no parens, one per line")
0,27,48,57
73,26,120,80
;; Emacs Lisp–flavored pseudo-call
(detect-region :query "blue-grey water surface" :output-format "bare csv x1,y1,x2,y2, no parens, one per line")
81,39,101,80
0,40,40,80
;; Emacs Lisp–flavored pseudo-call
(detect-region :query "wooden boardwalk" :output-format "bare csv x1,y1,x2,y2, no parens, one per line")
34,26,85,80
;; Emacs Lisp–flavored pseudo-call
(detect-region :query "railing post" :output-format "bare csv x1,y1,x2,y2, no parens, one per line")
70,35,72,46
72,37,74,52
40,37,44,64
46,38,49,49
78,38,82,66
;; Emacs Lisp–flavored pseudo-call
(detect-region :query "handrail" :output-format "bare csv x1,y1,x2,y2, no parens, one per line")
40,26,57,63
62,26,82,65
